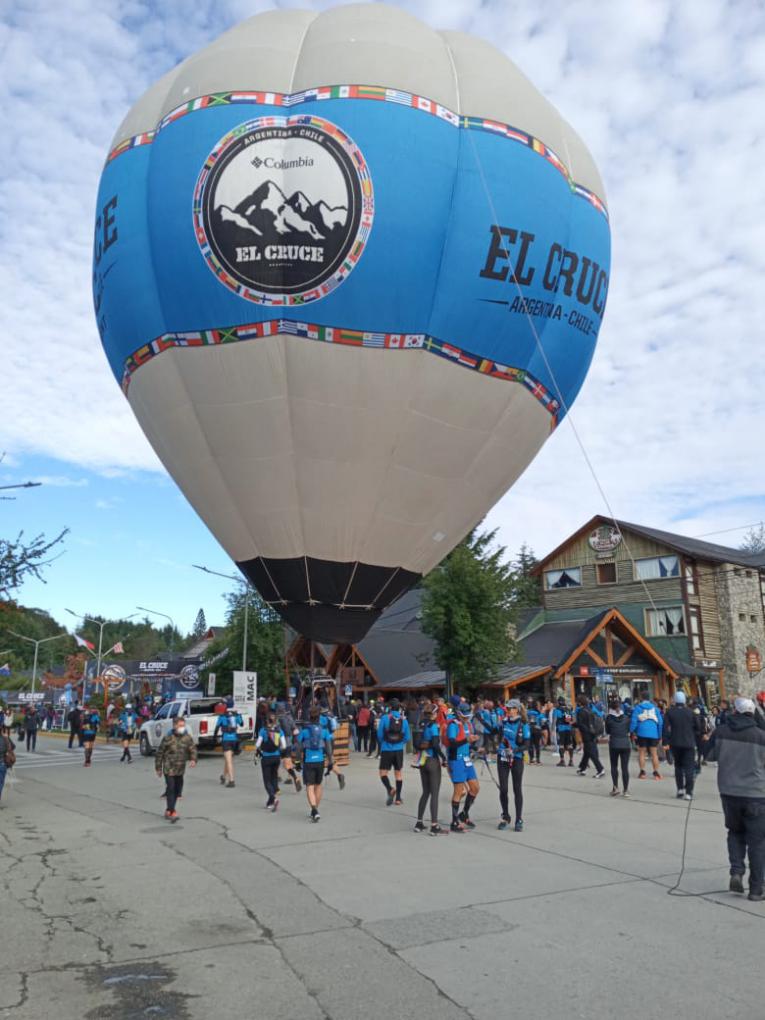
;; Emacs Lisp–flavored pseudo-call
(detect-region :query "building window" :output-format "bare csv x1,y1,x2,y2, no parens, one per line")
751,615,758,624
734,568,742,577
739,613,746,622
596,562,617,585
746,570,753,578
688,607,703,653
545,567,582,589
684,562,697,596
645,606,686,636
636,556,679,580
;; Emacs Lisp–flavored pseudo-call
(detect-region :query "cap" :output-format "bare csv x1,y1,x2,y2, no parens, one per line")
507,699,522,710
457,704,472,717
673,691,686,705
734,697,756,715
449,695,462,709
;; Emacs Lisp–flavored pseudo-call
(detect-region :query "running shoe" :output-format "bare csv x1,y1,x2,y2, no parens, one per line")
227,781,236,788
610,788,620,797
556,761,566,768
429,824,445,836
594,770,606,779
514,819,524,832
272,797,280,812
312,812,320,823
220,775,226,785
386,791,395,806
652,772,662,781
568,761,575,767
576,769,587,776
729,875,745,894
338,774,346,791
497,821,508,830
458,812,475,829
748,889,763,901
676,790,685,799
638,770,647,779
622,791,631,798
683,793,693,801
294,778,302,792
413,821,426,833
450,820,465,832
395,798,403,806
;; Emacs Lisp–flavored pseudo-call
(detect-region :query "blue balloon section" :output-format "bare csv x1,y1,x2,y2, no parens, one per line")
94,92,610,418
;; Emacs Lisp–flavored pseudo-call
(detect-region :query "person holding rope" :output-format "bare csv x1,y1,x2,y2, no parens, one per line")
497,699,530,831
413,702,446,835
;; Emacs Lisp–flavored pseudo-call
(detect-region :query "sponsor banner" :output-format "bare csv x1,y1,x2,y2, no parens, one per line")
233,671,257,705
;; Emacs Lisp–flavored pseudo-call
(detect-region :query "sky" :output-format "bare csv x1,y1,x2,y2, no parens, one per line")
2,0,764,636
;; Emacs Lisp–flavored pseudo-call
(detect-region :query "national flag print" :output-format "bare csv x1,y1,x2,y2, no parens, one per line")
112,642,125,655
75,635,95,652
416,96,433,113
385,88,412,106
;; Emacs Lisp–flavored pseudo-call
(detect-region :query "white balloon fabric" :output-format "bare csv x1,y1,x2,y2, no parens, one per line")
93,4,610,643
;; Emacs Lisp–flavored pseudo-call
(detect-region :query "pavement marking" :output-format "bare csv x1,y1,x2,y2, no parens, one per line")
13,748,127,770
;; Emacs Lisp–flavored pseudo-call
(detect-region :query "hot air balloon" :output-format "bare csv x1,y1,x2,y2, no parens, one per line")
93,4,610,644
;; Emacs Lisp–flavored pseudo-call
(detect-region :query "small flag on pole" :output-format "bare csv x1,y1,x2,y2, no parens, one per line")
112,642,125,654
74,634,95,651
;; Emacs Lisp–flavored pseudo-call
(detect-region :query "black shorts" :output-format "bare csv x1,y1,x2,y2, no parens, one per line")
558,730,573,748
637,736,658,749
379,749,404,772
303,763,324,786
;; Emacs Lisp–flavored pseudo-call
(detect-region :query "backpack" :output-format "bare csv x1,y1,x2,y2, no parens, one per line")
385,714,404,743
1,736,15,768
261,728,281,754
590,713,605,738
306,724,324,752
357,706,371,727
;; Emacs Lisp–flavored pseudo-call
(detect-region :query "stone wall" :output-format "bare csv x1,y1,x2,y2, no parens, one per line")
716,564,765,697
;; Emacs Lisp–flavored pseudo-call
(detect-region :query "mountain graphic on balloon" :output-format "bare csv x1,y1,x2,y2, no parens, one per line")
215,180,349,249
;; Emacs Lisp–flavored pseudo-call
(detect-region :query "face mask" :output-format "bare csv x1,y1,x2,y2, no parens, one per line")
176,726,186,735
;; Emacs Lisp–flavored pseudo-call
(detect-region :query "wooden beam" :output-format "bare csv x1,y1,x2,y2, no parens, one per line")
615,644,637,667
584,645,607,667
605,628,614,666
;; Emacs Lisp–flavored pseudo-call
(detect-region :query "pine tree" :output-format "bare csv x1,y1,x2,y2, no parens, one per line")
421,528,517,697
192,608,207,638
740,524,765,554
510,543,542,607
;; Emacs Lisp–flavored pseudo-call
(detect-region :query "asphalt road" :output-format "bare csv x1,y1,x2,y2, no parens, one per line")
1,735,763,1019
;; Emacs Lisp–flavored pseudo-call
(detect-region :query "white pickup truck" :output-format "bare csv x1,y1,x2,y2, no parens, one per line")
138,697,255,756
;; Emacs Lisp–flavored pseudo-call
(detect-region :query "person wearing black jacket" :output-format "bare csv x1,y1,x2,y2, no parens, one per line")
67,704,83,748
605,698,632,797
575,696,605,778
663,691,701,800
704,697,765,901
0,725,16,806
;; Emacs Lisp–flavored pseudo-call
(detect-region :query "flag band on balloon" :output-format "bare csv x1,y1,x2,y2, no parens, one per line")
121,320,560,424
105,84,607,221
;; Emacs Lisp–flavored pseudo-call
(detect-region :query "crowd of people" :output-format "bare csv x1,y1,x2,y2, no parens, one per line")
2,687,764,899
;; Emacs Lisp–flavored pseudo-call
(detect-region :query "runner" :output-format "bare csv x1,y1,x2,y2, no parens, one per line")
497,699,530,831
319,703,346,790
67,703,83,748
214,703,243,788
663,691,701,800
155,714,197,821
255,712,286,811
526,699,544,765
554,697,575,767
377,698,410,806
276,703,302,792
81,706,100,767
445,702,480,831
630,694,664,780
414,702,446,835
605,696,632,797
298,706,333,822
118,703,136,763
0,724,16,807
574,695,606,778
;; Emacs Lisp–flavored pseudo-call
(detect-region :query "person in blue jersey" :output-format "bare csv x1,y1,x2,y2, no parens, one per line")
629,694,663,780
378,698,410,806
497,699,530,831
81,707,100,767
118,703,137,763
554,697,575,767
475,699,498,754
446,703,481,831
526,699,544,765
298,706,333,822
414,702,446,835
255,712,287,811
318,703,346,791
215,704,243,788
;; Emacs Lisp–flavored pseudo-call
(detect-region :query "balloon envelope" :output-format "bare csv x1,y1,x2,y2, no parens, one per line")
93,4,610,643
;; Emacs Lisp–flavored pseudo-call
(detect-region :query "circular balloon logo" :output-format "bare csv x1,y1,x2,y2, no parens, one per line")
194,116,373,304
179,665,200,689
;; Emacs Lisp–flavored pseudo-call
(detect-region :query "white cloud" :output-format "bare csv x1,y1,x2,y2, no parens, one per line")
95,496,123,510
1,0,763,565
32,475,89,488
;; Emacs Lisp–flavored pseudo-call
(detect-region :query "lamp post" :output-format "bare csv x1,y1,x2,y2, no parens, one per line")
6,630,69,695
192,564,250,672
136,606,177,654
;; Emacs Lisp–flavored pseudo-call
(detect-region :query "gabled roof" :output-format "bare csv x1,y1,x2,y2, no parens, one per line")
357,589,438,684
533,514,765,572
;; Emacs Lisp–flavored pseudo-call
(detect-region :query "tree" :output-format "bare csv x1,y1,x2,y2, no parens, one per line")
421,528,518,697
0,529,68,598
740,524,765,554
200,586,284,697
510,543,541,608
192,607,207,638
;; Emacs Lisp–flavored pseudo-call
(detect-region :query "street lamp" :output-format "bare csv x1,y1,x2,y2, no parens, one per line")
192,564,250,672
65,609,138,702
136,606,177,654
6,630,69,694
